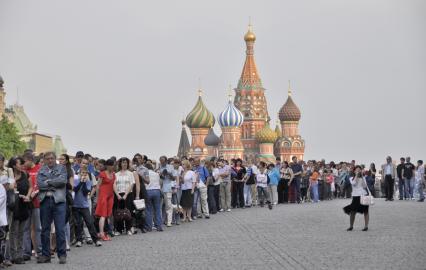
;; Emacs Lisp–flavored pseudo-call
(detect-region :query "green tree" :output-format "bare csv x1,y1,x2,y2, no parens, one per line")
0,117,27,158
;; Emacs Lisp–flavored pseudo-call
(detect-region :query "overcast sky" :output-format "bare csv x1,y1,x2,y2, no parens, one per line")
0,0,425,165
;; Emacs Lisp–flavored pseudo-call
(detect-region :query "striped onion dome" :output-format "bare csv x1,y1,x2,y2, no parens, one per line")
279,92,301,122
204,128,220,146
186,96,215,129
218,101,244,127
256,122,278,144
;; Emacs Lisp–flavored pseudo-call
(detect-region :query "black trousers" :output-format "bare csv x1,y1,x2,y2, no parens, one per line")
113,192,134,232
384,175,394,200
207,185,217,214
231,181,245,208
213,185,220,211
277,179,289,203
73,207,98,242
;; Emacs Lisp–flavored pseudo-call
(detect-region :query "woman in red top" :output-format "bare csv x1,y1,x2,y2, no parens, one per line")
95,159,116,241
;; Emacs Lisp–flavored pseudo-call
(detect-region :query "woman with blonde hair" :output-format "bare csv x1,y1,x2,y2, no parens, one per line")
180,160,196,222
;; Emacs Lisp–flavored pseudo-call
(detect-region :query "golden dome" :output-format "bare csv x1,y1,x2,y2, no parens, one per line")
244,29,256,42
256,122,278,144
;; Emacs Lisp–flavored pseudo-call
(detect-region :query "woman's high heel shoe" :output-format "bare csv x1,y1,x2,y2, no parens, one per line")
362,227,368,231
347,227,353,231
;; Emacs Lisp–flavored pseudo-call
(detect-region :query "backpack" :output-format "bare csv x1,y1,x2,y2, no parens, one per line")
246,173,255,185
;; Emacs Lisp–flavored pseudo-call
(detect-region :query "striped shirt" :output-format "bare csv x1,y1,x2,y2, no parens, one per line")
115,170,135,193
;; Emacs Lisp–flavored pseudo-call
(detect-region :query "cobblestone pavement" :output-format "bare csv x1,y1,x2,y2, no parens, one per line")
15,199,426,270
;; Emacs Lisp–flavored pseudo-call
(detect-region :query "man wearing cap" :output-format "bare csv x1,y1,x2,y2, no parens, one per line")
37,152,68,264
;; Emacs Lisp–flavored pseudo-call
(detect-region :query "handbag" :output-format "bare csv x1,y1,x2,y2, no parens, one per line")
114,208,132,222
360,179,374,206
133,199,145,210
6,189,17,211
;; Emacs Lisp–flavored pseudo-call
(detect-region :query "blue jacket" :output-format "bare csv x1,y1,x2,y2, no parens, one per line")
268,168,280,186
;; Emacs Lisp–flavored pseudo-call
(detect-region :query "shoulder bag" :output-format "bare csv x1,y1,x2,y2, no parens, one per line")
360,178,374,206
133,199,146,210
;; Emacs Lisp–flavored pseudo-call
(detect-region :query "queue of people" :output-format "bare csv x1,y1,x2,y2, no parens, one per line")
0,150,424,266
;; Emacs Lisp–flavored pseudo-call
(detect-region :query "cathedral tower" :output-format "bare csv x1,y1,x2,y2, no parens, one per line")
233,24,269,161
218,93,245,161
256,120,278,163
185,91,215,160
177,120,191,158
276,83,305,162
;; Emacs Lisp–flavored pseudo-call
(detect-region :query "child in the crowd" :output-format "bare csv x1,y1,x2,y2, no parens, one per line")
256,162,273,210
73,166,102,247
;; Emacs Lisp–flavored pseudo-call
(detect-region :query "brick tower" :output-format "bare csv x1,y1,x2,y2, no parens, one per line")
233,24,269,161
275,83,305,162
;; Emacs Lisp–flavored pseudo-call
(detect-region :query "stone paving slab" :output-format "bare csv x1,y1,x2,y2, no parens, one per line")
14,199,426,270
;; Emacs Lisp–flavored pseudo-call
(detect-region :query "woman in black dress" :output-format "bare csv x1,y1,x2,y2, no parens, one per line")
343,165,370,231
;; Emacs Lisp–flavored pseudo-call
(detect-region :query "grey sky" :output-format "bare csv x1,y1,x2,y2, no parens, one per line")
1,0,425,165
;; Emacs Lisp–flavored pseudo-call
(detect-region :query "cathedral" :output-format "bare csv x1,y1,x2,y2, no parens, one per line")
178,24,305,163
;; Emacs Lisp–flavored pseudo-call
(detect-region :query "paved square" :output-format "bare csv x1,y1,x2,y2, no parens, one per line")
16,199,426,270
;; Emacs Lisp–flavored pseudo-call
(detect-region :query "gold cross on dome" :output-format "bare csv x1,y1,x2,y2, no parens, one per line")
198,88,203,97
228,85,233,101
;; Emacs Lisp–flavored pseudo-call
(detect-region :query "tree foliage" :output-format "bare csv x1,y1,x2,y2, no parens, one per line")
0,117,26,159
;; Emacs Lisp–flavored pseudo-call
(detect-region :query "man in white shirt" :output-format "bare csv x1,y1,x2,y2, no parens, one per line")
381,156,397,201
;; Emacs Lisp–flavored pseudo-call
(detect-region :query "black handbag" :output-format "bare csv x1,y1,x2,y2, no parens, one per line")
114,208,132,223
6,189,17,211
246,174,255,185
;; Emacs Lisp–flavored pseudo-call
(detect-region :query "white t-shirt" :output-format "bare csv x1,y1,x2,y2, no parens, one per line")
182,170,196,190
256,172,268,188
146,170,161,190
212,168,221,185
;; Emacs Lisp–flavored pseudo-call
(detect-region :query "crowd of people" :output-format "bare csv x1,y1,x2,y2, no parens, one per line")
0,150,424,266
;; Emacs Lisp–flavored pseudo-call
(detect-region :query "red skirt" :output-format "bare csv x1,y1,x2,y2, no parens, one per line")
95,194,114,217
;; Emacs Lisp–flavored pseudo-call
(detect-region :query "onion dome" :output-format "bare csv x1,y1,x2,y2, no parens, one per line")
256,122,278,144
279,84,301,122
218,100,244,127
204,128,220,146
244,28,256,42
186,95,215,129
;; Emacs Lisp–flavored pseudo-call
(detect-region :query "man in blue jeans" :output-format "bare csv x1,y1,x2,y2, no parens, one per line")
36,152,68,264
